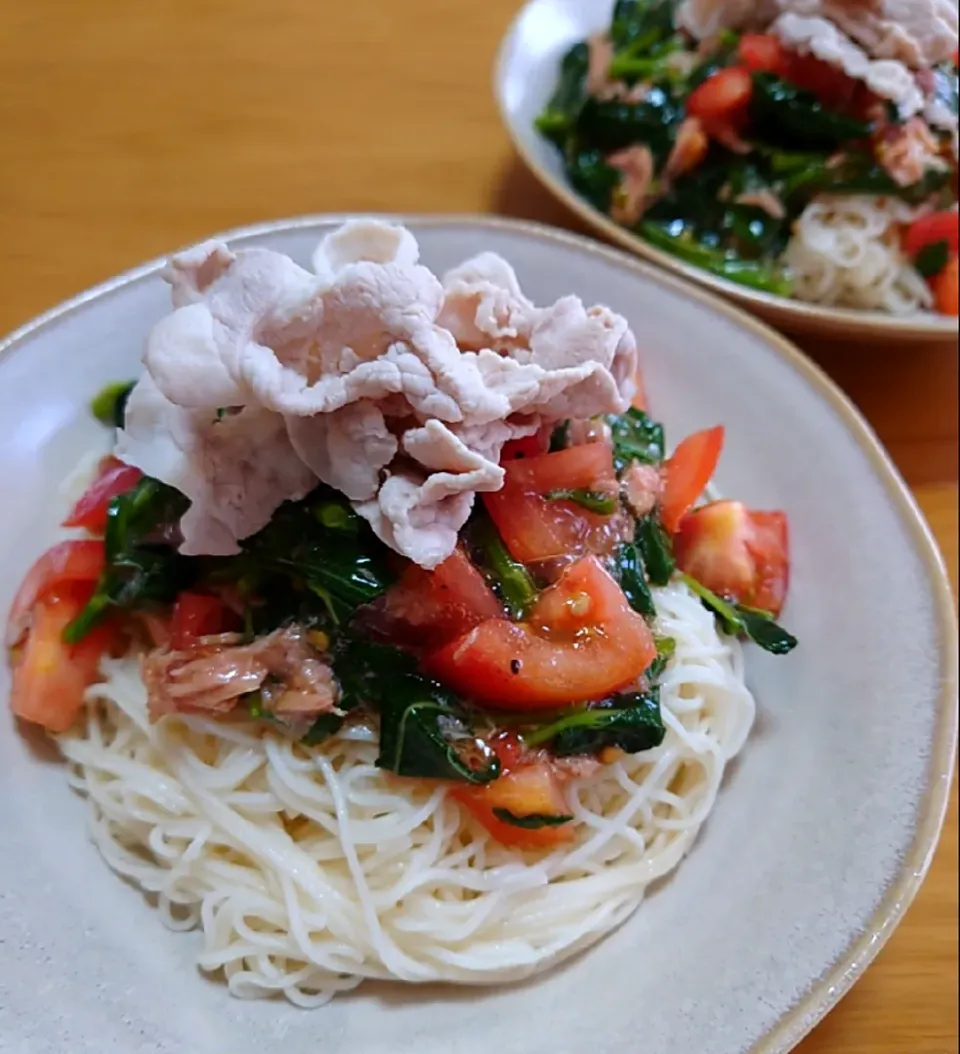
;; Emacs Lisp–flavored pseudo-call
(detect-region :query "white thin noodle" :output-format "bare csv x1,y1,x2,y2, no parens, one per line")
56,581,754,1007
784,193,935,314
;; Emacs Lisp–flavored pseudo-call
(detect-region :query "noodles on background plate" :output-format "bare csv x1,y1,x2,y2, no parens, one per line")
533,0,959,317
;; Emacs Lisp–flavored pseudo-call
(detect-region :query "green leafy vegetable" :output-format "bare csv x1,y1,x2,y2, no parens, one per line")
635,514,675,586
680,573,798,655
525,691,666,757
491,808,573,829
914,239,951,279
64,477,193,643
751,73,873,149
641,220,794,295
576,90,682,160
611,541,656,618
545,489,618,515
334,640,501,784
565,147,622,212
646,635,676,681
535,43,590,146
607,407,665,473
610,0,675,51
301,712,347,746
549,420,570,452
780,150,952,204
241,487,395,627
609,37,685,85
90,380,136,429
470,511,538,620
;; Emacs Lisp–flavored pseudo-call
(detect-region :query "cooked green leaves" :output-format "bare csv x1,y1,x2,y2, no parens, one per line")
536,6,954,305
240,487,395,627
640,220,794,295
90,380,136,429
535,43,590,146
577,90,682,160
546,488,618,515
750,73,873,149
469,511,538,620
607,407,665,473
492,808,573,829
64,477,193,643
333,640,501,784
525,691,666,757
915,239,951,279
635,514,675,586
680,573,798,655
610,0,675,52
611,540,656,618
565,147,622,212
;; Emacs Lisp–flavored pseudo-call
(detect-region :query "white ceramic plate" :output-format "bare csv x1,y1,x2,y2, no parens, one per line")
0,216,956,1054
495,0,960,342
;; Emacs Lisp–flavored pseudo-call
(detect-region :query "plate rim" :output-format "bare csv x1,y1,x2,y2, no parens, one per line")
492,0,960,343
1,211,957,1053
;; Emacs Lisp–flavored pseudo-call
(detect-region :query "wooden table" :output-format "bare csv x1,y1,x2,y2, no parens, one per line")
0,2,956,1050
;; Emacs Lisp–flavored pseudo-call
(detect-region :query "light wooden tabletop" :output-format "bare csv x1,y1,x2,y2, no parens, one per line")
0,1,956,1050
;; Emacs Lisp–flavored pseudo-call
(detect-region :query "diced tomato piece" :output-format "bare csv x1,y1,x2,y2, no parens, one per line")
785,53,858,111
932,256,960,317
687,67,753,131
504,443,616,492
483,444,618,564
674,500,790,617
6,540,106,649
382,549,503,649
903,212,960,261
423,556,657,710
451,734,573,849
739,34,789,76
170,592,235,650
62,457,142,533
9,586,118,733
660,426,725,535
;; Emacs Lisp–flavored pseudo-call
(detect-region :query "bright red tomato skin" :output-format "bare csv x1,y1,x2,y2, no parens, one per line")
6,540,106,649
423,556,656,710
674,500,790,617
660,426,725,535
382,549,503,648
169,592,235,650
483,444,618,564
10,585,118,733
63,457,142,533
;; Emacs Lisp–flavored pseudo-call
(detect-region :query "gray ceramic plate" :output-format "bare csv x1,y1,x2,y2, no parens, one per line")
0,216,956,1054
495,0,960,342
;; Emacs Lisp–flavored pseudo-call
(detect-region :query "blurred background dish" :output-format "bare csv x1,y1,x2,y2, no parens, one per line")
495,0,960,340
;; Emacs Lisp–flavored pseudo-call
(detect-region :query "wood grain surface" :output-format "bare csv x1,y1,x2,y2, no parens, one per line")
0,2,956,1050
